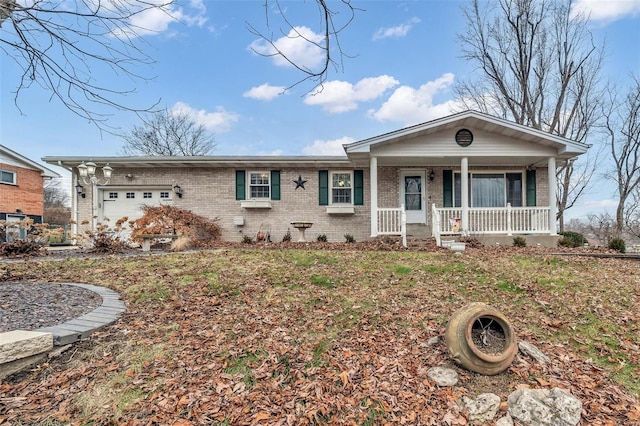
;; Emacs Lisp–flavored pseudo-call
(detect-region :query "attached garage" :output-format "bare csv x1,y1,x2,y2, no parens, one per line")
99,187,174,223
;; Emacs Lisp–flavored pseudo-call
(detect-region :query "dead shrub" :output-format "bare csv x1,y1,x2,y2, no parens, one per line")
131,205,221,248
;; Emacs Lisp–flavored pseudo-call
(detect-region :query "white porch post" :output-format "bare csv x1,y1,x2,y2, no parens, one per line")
548,157,557,235
461,157,469,234
370,156,378,237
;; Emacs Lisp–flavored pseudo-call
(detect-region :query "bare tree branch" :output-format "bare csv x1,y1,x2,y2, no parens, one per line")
602,75,640,236
456,0,605,230
1,0,175,129
120,108,216,156
247,0,360,92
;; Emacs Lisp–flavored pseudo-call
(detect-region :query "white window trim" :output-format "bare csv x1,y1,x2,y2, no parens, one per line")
327,170,355,214
329,170,354,205
0,169,16,185
248,170,271,200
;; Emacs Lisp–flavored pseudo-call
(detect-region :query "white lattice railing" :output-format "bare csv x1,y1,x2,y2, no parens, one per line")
432,203,551,244
377,205,407,247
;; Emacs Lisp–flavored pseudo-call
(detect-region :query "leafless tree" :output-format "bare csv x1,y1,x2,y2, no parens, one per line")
121,108,216,156
43,179,71,226
455,0,605,231
602,76,640,236
0,0,173,128
583,212,617,245
247,0,359,90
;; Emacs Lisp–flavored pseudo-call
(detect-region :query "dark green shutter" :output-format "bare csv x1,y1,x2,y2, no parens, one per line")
443,170,453,207
235,170,246,200
319,170,329,205
270,170,280,200
526,170,536,206
354,170,364,205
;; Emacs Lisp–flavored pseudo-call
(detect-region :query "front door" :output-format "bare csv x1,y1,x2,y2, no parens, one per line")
400,171,426,223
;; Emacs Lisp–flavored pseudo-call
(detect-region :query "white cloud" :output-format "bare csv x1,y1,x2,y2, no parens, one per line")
243,84,287,101
111,0,207,39
571,0,640,23
372,17,421,40
304,75,399,113
249,26,326,70
369,73,461,126
302,137,353,155
170,101,239,133
256,149,285,156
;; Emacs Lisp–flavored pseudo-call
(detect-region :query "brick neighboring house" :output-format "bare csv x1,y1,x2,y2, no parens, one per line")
1,144,60,238
42,111,590,246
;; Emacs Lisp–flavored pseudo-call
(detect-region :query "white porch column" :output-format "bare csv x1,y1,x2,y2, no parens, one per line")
548,157,557,235
461,157,469,234
370,156,378,237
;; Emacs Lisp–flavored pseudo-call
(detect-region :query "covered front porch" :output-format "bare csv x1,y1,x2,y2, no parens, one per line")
342,111,589,247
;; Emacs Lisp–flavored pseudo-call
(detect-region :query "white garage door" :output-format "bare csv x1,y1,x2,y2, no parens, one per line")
101,188,173,223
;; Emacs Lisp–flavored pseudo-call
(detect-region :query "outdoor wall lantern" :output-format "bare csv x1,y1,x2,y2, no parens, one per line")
77,161,113,185
429,169,435,181
75,183,86,198
173,184,183,198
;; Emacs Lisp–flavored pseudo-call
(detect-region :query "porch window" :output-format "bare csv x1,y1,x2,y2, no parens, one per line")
331,172,352,204
1,170,16,184
454,172,523,207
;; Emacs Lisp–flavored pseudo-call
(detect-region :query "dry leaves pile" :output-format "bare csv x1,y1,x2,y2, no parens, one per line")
1,247,639,425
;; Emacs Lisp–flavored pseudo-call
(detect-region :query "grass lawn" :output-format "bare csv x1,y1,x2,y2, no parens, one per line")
1,247,639,425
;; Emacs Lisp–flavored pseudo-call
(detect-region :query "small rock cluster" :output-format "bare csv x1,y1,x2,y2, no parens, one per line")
427,341,582,426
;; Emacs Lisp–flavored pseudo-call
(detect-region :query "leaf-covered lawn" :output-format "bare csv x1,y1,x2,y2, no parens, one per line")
1,248,639,425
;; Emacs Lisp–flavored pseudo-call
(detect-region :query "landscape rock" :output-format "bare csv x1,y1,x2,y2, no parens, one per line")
507,387,582,426
495,413,514,426
462,393,501,423
426,336,440,346
518,341,550,364
427,366,459,387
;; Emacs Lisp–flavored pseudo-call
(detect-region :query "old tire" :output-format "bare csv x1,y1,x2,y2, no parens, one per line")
445,302,517,375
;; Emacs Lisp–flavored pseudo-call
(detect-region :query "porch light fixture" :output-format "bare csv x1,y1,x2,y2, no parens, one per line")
429,170,435,181
173,184,183,198
75,183,86,198
77,161,113,185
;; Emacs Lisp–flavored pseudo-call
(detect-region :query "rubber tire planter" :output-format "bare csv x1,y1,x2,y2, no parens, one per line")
445,303,517,375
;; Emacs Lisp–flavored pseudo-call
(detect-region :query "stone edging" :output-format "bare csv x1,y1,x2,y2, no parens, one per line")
36,283,126,346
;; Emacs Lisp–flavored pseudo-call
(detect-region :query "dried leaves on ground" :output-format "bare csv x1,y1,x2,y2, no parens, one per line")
0,246,639,425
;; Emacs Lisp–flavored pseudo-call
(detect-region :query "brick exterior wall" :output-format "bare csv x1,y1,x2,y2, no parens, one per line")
77,167,373,243
75,164,551,242
0,163,44,219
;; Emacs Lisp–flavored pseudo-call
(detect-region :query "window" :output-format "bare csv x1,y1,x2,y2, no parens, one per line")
1,170,16,184
160,192,170,199
126,192,135,199
249,172,270,199
453,172,523,207
143,192,152,199
331,172,352,204
109,192,118,199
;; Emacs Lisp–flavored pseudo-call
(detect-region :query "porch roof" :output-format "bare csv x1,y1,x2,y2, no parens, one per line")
343,110,590,167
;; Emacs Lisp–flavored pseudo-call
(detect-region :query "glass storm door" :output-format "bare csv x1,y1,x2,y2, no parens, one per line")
401,171,426,223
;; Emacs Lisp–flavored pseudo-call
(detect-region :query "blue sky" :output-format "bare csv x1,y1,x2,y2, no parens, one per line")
1,0,639,219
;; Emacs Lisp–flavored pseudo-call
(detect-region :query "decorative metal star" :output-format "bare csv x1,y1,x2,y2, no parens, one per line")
293,175,307,190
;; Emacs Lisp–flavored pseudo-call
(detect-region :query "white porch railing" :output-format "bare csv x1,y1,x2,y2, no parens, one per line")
377,204,407,247
432,203,551,245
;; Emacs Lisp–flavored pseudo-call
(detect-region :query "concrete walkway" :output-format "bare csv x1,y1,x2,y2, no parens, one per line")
36,283,126,346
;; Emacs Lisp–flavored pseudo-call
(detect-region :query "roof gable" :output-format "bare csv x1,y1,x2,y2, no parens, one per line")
0,144,60,178
344,110,589,159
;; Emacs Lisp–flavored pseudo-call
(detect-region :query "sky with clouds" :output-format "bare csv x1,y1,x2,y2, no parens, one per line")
1,0,639,219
